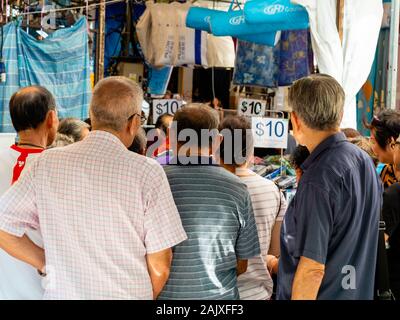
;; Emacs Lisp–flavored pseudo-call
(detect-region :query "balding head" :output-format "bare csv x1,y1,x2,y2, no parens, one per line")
90,77,143,132
10,86,56,132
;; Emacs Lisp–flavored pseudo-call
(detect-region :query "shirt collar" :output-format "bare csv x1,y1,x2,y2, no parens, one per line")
170,155,218,166
301,132,347,171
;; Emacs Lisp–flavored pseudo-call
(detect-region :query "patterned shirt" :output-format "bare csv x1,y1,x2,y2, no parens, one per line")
158,157,261,300
0,131,187,300
237,170,287,300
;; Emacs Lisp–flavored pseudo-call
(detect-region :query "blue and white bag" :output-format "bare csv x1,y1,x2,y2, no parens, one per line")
244,0,309,26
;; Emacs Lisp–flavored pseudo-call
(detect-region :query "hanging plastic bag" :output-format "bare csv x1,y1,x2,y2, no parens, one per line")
210,0,309,37
136,1,154,64
186,6,215,32
174,2,208,67
206,35,235,68
137,1,208,67
185,2,279,47
244,0,309,26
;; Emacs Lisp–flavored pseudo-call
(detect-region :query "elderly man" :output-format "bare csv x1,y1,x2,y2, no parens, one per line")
0,86,59,299
158,104,260,300
277,74,382,300
0,77,187,300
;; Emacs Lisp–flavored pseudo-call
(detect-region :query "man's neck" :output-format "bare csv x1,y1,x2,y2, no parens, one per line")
304,129,340,153
17,130,47,149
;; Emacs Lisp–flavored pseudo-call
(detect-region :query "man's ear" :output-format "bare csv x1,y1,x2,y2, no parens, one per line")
127,116,139,137
46,110,58,129
291,111,300,132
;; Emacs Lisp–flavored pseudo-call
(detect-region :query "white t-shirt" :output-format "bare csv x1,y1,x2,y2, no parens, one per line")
237,169,287,300
0,146,44,300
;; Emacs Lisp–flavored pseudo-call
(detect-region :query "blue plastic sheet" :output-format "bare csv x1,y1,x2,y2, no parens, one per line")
0,17,91,133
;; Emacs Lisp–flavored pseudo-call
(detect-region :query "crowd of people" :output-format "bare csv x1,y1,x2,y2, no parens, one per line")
0,74,398,300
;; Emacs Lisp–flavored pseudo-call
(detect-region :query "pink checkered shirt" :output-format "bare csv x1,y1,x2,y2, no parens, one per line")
0,131,187,300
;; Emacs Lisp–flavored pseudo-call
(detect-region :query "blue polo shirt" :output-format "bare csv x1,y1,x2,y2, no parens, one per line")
277,132,382,300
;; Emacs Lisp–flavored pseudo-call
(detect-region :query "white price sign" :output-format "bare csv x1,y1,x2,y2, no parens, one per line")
237,98,266,117
252,117,289,149
153,99,184,122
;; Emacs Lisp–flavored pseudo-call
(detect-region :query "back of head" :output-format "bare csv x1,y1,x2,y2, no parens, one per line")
155,114,174,134
58,118,90,142
289,74,345,131
49,133,75,149
9,86,56,132
219,115,253,167
342,128,362,139
128,127,147,155
90,76,143,132
173,103,220,149
290,145,310,169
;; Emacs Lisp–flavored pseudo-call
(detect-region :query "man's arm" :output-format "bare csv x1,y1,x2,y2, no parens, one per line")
291,256,325,300
0,230,45,271
146,248,173,299
236,259,248,276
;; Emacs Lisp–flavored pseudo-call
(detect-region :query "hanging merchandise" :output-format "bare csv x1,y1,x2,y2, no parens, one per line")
0,17,91,133
233,29,313,88
233,40,280,88
148,66,174,95
293,0,383,129
206,34,235,68
186,2,279,47
210,0,309,37
244,0,309,26
136,1,208,67
278,29,313,86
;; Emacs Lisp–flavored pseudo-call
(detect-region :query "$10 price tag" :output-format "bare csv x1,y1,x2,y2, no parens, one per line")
252,117,289,149
153,99,183,122
238,98,266,117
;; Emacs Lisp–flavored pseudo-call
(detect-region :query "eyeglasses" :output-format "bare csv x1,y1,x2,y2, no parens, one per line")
128,113,147,123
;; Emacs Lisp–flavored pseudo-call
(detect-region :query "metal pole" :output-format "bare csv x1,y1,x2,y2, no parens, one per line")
95,0,106,83
388,0,400,110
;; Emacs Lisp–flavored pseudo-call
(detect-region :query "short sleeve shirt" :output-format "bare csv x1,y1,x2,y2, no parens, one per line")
277,133,382,300
158,157,261,300
0,131,187,299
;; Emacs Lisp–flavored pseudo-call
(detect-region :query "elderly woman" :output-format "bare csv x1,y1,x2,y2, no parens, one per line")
365,110,400,188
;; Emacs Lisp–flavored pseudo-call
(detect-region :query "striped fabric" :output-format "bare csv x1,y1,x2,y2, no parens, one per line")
236,170,287,300
158,158,261,300
0,17,91,133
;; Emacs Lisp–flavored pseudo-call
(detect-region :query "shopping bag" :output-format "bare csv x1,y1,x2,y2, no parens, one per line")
244,0,309,27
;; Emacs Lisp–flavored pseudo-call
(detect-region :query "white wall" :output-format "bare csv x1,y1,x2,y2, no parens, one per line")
0,133,17,148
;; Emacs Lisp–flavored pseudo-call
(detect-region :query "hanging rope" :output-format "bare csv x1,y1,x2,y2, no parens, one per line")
17,0,126,16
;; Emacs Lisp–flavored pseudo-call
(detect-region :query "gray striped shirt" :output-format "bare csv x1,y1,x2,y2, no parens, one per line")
158,159,261,300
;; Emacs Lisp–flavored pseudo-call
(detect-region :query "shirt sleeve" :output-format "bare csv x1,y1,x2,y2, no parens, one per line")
143,163,187,254
0,163,39,237
235,191,261,260
293,182,334,265
382,185,400,238
276,189,288,222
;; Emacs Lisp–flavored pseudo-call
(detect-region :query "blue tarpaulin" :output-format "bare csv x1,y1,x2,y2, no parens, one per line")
0,17,91,133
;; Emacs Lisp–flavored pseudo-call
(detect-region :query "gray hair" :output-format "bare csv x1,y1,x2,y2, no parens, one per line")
90,76,143,131
48,133,75,149
289,74,345,131
58,118,90,142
